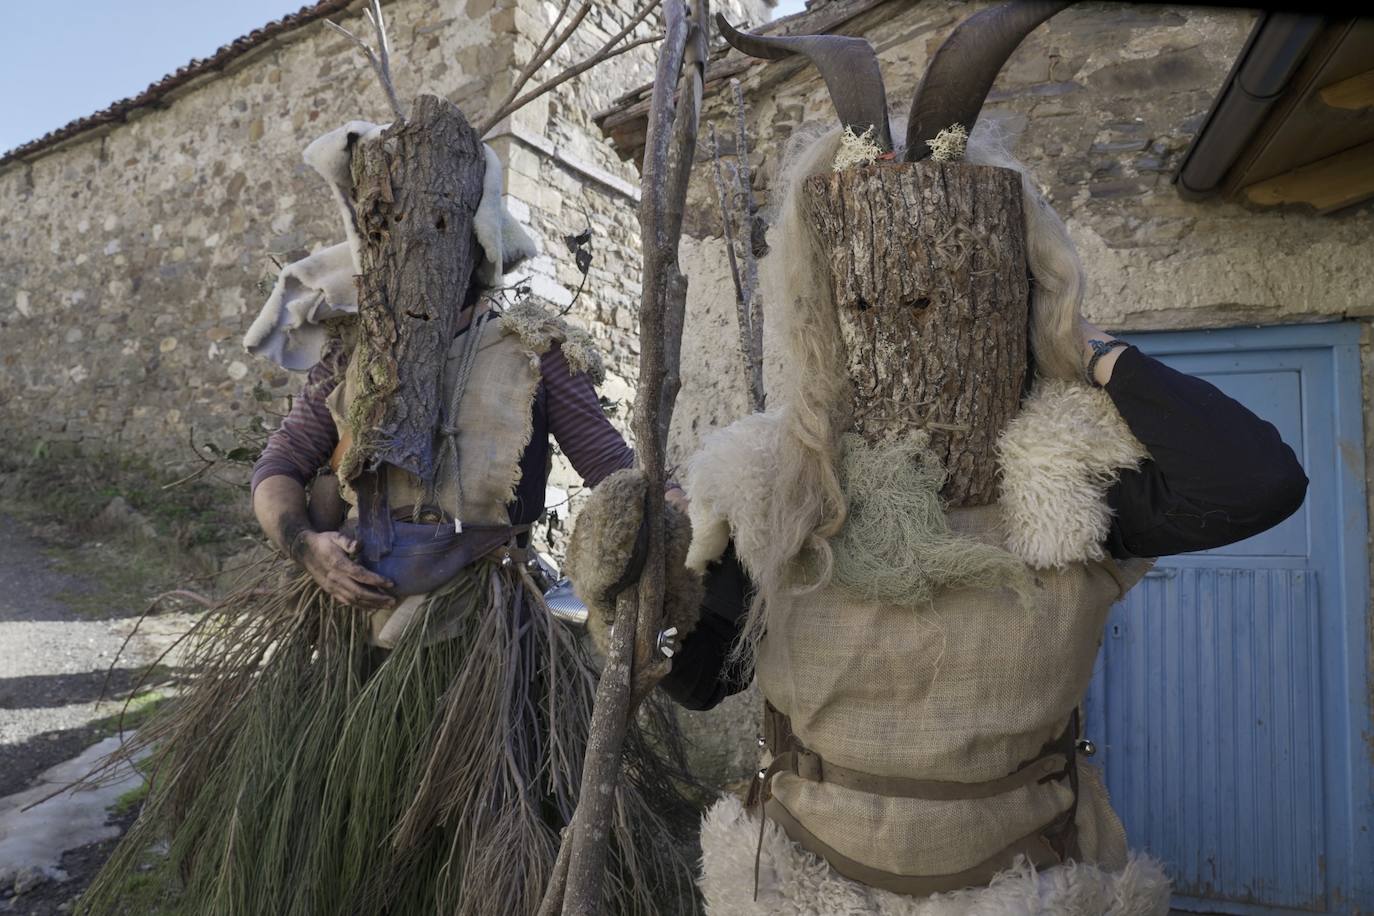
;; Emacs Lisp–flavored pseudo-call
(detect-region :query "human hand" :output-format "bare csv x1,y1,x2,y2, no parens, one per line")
665,484,690,513
296,530,396,609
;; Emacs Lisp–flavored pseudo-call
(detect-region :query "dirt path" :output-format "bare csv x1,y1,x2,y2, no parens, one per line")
0,515,196,915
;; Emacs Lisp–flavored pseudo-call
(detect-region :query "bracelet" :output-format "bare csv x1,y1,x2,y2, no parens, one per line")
1085,339,1129,388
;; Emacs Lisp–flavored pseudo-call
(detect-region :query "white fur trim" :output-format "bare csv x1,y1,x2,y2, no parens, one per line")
684,411,786,573
698,795,1171,916
303,120,386,272
996,380,1147,569
242,242,358,370
474,144,539,285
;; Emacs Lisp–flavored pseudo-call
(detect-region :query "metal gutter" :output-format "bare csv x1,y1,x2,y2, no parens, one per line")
1173,11,1325,199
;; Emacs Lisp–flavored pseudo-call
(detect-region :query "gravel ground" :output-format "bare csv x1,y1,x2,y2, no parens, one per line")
0,515,194,915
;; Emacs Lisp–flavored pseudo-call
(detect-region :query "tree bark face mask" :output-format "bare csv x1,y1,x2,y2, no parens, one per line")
802,162,1031,509
719,1,1072,510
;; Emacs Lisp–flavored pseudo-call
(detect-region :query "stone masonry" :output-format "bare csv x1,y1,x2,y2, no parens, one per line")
0,0,770,481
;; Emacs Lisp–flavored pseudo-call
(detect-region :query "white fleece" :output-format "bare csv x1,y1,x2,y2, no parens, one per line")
302,119,385,272
241,242,358,370
697,794,1172,916
684,410,787,573
684,379,1145,574
996,379,1147,569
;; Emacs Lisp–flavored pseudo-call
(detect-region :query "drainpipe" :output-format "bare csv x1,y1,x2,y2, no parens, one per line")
1173,11,1325,199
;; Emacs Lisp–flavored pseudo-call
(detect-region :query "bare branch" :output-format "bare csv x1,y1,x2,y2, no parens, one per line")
536,827,574,916
731,78,765,411
487,34,663,135
326,0,406,121
518,0,577,111
479,0,661,135
479,1,593,134
555,1,706,912
710,125,762,412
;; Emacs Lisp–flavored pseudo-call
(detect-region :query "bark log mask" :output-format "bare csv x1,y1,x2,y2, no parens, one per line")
720,2,1076,507
243,118,538,372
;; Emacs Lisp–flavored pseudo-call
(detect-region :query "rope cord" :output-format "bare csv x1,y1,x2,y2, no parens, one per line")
429,308,495,529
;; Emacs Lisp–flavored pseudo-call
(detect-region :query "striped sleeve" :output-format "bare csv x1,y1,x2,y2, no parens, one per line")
541,342,635,487
249,343,346,496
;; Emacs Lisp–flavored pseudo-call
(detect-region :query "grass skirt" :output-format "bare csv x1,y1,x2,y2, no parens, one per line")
77,557,700,916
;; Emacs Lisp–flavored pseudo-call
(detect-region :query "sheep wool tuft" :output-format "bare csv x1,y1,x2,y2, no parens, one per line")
565,468,703,655
996,378,1148,569
698,794,1171,916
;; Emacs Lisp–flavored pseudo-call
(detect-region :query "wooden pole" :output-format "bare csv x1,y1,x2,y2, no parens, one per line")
551,2,706,913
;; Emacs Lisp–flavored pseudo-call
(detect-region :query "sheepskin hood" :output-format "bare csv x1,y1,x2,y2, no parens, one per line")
244,122,538,371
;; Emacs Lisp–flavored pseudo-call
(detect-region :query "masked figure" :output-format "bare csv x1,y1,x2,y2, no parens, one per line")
570,4,1308,914
78,120,699,916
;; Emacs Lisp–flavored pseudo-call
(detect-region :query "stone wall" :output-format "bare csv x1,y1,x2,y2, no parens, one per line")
0,0,770,482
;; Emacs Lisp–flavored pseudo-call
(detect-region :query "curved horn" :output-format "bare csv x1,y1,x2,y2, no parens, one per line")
903,1,1071,161
717,14,893,152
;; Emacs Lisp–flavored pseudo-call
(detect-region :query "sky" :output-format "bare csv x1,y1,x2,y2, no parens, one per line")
3,0,807,157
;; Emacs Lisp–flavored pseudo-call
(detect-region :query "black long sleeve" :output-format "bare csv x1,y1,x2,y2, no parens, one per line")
1102,346,1308,559
656,543,753,711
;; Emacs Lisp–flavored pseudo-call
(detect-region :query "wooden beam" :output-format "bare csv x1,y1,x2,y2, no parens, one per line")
1243,140,1374,213
1319,68,1374,110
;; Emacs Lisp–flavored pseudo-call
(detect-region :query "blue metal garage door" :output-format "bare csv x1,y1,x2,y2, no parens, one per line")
1083,322,1372,914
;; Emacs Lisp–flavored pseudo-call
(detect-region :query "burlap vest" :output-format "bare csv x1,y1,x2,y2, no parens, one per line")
685,380,1163,909
323,310,551,645
755,504,1153,892
325,310,544,527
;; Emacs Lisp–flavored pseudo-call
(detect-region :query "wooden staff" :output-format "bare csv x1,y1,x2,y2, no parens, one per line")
544,1,708,913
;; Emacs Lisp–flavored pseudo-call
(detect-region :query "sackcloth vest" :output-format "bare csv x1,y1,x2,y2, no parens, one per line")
686,384,1171,915
325,311,546,645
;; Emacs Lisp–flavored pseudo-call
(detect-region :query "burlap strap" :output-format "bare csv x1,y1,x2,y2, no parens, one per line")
750,702,1082,899
763,797,1070,897
762,702,1077,800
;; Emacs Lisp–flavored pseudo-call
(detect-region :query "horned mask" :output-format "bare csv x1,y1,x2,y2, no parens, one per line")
721,1,1078,508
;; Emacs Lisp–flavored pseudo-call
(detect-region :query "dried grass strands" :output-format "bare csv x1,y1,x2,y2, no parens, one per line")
76,562,373,915
76,555,699,916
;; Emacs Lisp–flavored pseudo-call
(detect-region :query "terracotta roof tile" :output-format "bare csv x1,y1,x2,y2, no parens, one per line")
0,0,355,169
